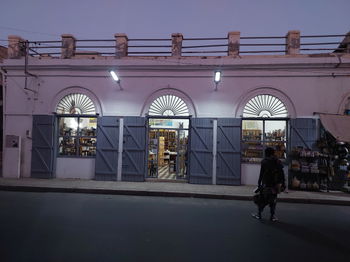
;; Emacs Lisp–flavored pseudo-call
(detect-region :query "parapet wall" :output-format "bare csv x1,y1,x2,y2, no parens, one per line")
6,31,350,59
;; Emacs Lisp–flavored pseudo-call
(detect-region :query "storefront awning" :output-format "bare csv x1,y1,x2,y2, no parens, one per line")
319,114,350,142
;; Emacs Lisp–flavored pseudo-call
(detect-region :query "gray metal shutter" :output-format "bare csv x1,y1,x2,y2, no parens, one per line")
95,116,119,181
216,118,241,185
189,118,213,184
290,118,317,150
122,117,146,182
31,115,55,178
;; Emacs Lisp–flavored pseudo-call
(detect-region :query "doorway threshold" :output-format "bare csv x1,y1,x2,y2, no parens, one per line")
146,178,187,183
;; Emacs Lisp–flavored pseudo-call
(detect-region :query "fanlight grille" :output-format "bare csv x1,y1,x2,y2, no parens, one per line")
149,95,189,116
243,95,288,118
56,93,96,115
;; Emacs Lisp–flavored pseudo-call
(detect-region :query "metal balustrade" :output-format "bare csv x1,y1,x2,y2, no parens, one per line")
8,32,350,58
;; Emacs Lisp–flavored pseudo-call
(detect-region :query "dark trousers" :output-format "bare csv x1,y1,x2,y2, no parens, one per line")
258,189,277,216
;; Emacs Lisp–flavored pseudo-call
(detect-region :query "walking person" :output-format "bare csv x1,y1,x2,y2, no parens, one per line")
252,147,286,222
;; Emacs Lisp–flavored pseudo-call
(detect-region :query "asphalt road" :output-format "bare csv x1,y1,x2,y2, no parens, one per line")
0,191,349,262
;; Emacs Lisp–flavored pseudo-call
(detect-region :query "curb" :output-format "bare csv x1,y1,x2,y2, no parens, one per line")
278,197,350,206
1,185,350,206
0,185,251,200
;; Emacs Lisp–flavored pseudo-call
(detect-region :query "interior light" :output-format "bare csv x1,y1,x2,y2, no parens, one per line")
70,119,78,129
214,71,221,83
110,70,120,82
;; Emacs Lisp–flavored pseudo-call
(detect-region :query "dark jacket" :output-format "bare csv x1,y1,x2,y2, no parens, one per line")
258,156,285,188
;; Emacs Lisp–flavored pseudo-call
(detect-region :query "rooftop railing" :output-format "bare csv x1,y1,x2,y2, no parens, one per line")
6,31,350,59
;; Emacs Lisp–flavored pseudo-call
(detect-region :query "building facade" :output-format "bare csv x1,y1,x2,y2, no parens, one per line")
0,45,8,176
1,31,350,185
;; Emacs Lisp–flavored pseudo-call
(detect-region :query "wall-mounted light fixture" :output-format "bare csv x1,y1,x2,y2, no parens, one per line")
214,70,221,91
109,70,123,90
110,70,120,82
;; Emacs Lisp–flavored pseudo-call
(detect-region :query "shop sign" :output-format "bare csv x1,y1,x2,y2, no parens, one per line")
149,119,173,127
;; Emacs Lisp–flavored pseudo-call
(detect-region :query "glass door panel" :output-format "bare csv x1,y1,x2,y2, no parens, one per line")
168,130,177,179
177,129,188,179
148,129,158,177
265,120,287,159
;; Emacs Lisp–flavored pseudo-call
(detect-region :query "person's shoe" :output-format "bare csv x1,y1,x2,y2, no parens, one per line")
251,213,262,220
270,215,278,222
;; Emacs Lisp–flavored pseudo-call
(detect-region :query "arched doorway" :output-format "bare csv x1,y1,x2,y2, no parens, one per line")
147,94,190,180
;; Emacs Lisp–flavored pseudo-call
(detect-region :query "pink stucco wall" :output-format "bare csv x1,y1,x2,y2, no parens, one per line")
2,54,350,182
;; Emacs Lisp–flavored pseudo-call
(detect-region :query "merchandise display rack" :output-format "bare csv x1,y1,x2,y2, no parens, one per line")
242,129,286,163
289,147,329,191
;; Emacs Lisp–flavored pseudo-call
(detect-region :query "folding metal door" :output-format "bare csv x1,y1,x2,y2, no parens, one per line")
95,116,119,181
122,117,146,182
216,118,241,185
31,115,56,178
189,118,213,184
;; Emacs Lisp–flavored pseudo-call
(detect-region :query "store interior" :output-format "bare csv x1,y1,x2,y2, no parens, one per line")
58,117,97,157
242,119,287,163
148,118,189,180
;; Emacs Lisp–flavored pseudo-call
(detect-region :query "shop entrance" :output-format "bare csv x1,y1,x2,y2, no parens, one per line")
147,117,189,180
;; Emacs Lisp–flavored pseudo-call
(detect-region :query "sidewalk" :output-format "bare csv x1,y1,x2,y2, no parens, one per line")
0,177,350,206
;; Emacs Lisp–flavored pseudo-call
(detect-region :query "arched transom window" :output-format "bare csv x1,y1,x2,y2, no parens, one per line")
149,95,189,116
56,93,96,115
243,95,288,118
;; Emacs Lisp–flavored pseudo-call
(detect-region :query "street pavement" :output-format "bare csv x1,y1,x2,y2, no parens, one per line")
0,191,349,262
0,177,350,206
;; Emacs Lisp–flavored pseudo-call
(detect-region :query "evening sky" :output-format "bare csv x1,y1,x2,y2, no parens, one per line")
0,0,349,43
